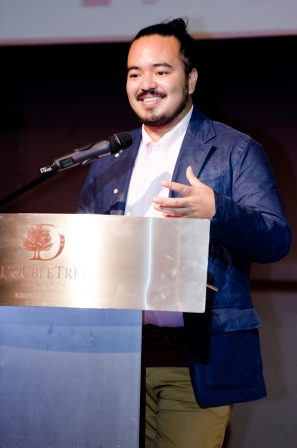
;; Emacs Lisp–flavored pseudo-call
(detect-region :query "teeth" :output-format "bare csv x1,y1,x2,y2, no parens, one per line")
142,97,161,102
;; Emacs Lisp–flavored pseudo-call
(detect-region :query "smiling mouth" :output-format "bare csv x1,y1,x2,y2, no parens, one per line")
142,96,162,102
137,91,166,102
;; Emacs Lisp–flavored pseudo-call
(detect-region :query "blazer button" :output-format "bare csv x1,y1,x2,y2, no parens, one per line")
114,189,118,194
115,153,120,158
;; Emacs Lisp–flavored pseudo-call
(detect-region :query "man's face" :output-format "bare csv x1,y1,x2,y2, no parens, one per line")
126,35,197,132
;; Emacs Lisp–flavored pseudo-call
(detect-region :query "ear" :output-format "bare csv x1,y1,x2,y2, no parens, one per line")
188,68,198,95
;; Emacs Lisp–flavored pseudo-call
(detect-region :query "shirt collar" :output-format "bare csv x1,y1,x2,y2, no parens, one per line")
141,106,193,152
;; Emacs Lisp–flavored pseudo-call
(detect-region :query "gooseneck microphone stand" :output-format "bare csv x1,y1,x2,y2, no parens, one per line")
0,168,59,208
0,132,133,208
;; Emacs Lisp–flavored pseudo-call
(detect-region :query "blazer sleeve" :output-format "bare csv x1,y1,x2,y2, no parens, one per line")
209,136,291,263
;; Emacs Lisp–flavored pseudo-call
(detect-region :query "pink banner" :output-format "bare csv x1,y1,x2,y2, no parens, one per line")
82,0,111,6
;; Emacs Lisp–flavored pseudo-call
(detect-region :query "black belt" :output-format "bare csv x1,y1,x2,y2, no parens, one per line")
142,324,186,352
142,325,188,367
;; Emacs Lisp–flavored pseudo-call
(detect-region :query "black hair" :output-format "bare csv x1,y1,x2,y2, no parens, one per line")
131,17,197,76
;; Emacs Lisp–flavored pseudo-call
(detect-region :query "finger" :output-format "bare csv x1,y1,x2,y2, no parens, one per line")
153,203,189,215
186,166,204,187
160,179,192,197
153,196,187,207
161,212,183,218
158,205,187,213
154,205,185,218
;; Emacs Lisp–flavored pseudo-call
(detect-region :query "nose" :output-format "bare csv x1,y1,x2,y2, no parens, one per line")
139,72,158,92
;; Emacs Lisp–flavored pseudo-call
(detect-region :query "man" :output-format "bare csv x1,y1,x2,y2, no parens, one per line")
77,18,291,448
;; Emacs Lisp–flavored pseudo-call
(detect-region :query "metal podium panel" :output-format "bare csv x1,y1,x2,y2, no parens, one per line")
0,214,209,312
0,306,142,448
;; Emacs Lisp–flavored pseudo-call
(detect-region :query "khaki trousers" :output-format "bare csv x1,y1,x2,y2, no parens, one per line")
144,367,232,448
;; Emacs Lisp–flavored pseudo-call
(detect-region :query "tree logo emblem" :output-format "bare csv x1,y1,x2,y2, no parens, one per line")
22,224,65,261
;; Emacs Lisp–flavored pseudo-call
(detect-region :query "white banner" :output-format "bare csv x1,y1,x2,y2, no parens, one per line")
0,0,297,45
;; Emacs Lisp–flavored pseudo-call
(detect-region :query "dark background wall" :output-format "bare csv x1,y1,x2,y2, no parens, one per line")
0,35,296,281
0,36,296,447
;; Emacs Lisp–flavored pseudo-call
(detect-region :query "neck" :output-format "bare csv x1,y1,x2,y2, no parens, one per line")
144,101,193,142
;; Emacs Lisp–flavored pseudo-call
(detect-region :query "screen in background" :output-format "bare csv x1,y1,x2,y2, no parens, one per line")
0,0,297,45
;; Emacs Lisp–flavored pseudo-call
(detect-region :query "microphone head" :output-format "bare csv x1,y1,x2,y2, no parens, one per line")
108,132,132,154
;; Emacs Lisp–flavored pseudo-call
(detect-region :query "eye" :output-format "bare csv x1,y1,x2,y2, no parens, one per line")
128,72,140,79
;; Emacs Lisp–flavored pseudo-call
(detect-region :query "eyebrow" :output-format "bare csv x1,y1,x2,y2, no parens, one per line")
127,62,173,72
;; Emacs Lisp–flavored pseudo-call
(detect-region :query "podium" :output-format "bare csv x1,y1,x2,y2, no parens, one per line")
0,214,209,447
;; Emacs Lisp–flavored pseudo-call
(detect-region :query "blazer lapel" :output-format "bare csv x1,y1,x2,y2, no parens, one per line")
171,107,216,197
110,129,142,213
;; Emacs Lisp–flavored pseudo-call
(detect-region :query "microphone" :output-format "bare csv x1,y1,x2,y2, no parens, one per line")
40,132,132,174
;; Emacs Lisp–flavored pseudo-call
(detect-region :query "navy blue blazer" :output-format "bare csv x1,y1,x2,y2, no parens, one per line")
78,106,291,407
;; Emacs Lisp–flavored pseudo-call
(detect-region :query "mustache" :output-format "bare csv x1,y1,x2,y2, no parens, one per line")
136,89,166,101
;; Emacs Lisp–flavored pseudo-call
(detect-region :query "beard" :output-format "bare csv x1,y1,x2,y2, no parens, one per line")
137,83,190,128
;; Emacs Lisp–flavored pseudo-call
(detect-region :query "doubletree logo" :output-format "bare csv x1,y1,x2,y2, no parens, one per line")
22,224,65,261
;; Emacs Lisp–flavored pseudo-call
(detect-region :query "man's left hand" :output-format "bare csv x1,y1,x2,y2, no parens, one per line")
153,166,215,219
